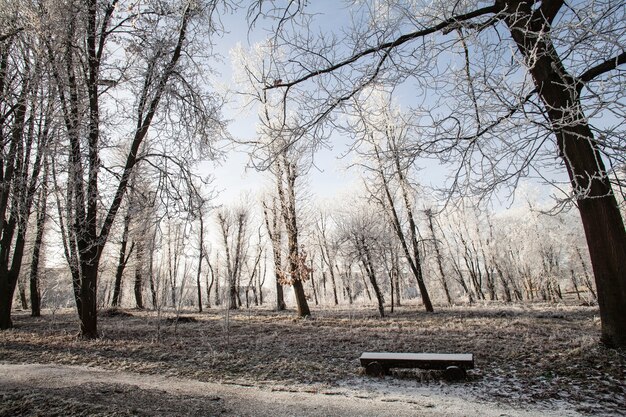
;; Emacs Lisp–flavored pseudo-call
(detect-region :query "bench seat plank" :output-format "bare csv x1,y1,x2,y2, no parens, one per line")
359,352,474,370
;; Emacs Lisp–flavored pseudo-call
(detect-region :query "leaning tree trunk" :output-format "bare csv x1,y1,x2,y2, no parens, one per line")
505,1,626,347
357,239,384,318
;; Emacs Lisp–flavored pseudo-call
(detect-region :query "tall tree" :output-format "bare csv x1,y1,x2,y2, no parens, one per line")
274,151,311,317
351,97,434,312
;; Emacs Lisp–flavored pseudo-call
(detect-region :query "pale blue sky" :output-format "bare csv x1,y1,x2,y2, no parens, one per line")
204,2,364,207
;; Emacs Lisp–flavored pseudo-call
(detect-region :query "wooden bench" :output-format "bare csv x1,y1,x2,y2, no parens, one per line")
359,352,474,380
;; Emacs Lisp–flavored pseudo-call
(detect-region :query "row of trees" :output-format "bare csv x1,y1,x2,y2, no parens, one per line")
22,183,597,319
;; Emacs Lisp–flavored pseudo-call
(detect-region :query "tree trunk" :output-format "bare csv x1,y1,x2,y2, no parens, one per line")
375,147,433,312
205,254,214,309
18,280,28,310
262,200,286,310
277,157,310,317
196,215,204,313
78,262,99,339
276,280,286,310
427,210,452,305
134,240,144,309
214,261,220,306
360,241,384,318
0,277,15,329
29,181,48,317
287,234,311,317
504,1,626,346
309,258,318,305
112,209,132,307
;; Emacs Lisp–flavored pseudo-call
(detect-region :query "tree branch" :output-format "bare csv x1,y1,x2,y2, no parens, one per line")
577,51,626,92
266,5,498,90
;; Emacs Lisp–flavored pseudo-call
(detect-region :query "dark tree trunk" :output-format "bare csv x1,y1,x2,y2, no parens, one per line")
360,241,384,318
0,75,30,329
112,210,132,307
29,180,48,317
504,0,626,346
78,261,99,339
18,280,28,309
395,269,402,306
288,235,310,317
134,240,144,309
389,266,395,313
214,261,220,306
275,280,286,310
0,277,15,329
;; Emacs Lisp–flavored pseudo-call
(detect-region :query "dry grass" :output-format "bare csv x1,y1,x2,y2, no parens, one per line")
1,303,624,416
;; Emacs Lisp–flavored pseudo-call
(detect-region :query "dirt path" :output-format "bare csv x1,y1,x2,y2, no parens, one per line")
0,363,583,416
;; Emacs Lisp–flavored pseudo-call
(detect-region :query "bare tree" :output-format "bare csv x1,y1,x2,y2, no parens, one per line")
338,201,387,317
274,152,311,317
351,98,434,312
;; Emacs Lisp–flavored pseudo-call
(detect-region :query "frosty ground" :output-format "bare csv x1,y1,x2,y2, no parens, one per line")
0,303,624,416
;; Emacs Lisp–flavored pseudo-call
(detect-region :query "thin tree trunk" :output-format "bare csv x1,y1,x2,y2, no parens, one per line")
426,209,452,305
29,185,47,317
196,215,204,313
309,258,318,305
262,200,286,310
205,253,214,309
112,208,133,307
134,240,144,309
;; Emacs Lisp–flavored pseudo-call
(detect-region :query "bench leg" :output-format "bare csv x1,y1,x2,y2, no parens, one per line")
444,366,467,381
364,362,384,377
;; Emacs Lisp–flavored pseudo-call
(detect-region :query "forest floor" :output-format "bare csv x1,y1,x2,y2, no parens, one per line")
0,303,624,416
